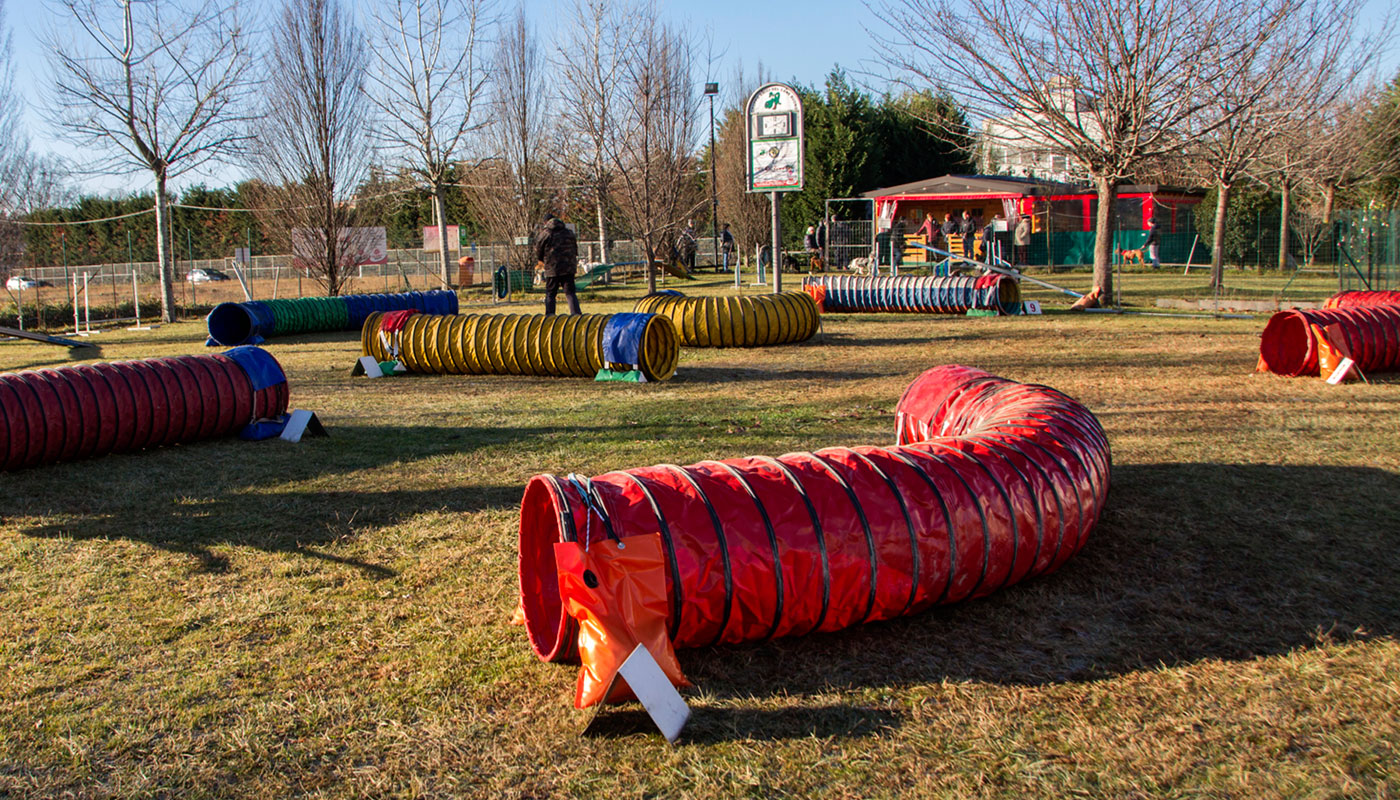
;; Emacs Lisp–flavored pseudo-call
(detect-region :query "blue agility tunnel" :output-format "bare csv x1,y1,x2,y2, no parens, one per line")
207,290,459,346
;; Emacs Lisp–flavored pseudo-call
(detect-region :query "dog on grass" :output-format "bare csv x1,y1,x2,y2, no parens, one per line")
1118,248,1145,266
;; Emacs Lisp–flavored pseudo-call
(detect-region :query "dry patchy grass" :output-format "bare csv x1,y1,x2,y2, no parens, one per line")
1,274,1397,799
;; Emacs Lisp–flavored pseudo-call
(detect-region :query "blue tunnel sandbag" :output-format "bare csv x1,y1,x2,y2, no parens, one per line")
223,345,289,392
602,312,654,368
206,290,460,346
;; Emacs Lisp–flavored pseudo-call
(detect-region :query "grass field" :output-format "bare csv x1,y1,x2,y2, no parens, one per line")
2,273,1397,798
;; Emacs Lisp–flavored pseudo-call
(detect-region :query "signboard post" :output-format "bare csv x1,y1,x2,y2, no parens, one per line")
746,83,804,294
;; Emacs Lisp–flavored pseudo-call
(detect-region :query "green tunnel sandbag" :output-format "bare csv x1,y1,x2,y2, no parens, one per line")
206,290,459,346
631,290,820,347
361,310,681,382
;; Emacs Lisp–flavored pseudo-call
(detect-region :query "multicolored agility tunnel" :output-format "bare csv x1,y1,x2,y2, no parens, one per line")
632,291,820,347
0,346,289,471
518,364,1111,662
361,311,681,382
206,290,459,346
1323,291,1400,309
803,274,1021,315
1258,305,1400,376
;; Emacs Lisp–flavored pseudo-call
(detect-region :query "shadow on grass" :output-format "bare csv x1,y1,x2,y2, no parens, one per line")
673,365,904,383
585,704,903,743
7,423,552,576
684,461,1400,722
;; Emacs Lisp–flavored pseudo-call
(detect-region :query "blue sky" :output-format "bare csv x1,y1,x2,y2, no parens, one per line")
6,0,1397,196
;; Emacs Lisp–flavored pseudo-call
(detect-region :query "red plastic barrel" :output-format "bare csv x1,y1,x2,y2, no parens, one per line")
0,348,289,471
518,365,1111,663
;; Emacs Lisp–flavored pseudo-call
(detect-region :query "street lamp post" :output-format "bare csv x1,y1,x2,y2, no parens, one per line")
704,82,719,275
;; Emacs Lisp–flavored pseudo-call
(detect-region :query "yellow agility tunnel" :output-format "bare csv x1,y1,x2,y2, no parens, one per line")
361,311,680,382
632,290,820,347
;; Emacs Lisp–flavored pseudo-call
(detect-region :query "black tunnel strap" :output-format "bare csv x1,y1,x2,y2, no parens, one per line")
662,464,735,649
754,455,831,636
845,449,922,618
967,433,1051,582
710,461,787,641
807,451,880,626
884,447,957,608
903,443,992,601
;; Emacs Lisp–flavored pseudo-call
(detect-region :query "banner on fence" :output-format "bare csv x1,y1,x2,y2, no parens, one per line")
423,225,461,252
291,227,388,271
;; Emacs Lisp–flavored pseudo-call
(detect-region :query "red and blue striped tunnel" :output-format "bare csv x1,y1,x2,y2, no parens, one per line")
0,346,290,471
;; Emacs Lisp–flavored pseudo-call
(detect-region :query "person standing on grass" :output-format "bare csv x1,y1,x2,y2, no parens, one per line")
720,222,735,272
677,222,698,273
958,209,978,260
535,213,580,316
1014,213,1031,267
1144,219,1161,269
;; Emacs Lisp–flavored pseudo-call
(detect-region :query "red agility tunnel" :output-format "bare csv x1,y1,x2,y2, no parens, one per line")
518,365,1111,663
0,346,290,471
1323,291,1400,309
1257,305,1400,377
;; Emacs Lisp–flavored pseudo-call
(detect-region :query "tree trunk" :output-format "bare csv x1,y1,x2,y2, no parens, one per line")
432,186,451,287
1322,183,1336,227
645,239,657,294
153,173,177,323
1277,178,1291,272
1092,175,1116,301
595,194,609,264
1210,182,1231,290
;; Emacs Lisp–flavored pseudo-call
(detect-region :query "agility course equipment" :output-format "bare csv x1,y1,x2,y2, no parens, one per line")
631,291,820,347
518,364,1111,663
0,346,289,471
1258,305,1400,377
803,274,1021,314
1323,291,1400,309
205,290,458,347
361,310,680,382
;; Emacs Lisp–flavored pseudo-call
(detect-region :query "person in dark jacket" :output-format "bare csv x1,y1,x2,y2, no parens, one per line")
958,209,978,259
1144,219,1161,268
534,213,581,315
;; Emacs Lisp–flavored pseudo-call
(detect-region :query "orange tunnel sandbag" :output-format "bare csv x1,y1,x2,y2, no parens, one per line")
518,365,1111,663
1258,306,1400,377
1323,291,1400,309
0,347,290,471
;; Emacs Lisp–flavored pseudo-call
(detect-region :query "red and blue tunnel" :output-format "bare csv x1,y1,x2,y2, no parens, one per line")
206,290,459,347
518,365,1111,663
0,346,290,471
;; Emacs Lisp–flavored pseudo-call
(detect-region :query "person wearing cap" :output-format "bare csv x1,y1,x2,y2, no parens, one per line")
534,213,581,315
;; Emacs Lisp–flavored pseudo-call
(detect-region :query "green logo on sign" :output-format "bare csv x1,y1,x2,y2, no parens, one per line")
764,91,780,109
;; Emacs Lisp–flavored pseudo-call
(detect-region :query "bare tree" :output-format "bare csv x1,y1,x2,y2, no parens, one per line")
872,0,1292,299
254,0,376,296
368,0,492,287
1254,3,1385,274
44,0,252,322
607,5,702,294
463,5,552,270
555,0,628,265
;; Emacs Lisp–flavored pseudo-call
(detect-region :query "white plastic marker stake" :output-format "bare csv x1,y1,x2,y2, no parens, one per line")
358,356,384,378
586,643,691,744
1326,357,1355,385
280,410,327,443
1022,300,1043,315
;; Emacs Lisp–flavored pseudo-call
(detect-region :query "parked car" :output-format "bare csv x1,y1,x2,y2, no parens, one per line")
187,268,231,283
6,276,53,290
